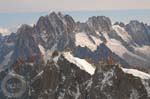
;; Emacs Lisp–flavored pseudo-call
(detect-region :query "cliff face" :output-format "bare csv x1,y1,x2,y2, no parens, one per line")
125,20,150,46
90,65,149,99
0,33,17,65
1,52,149,99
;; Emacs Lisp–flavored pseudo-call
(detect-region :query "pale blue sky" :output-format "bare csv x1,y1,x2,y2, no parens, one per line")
0,0,150,34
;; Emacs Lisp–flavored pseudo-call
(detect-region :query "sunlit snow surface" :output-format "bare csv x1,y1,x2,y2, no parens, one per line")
63,52,96,75
122,68,150,79
75,32,102,51
1,51,13,66
38,44,46,56
103,31,145,61
112,25,131,42
38,44,53,62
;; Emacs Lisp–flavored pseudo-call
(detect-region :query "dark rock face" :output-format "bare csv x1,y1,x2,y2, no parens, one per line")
73,43,129,67
0,33,17,64
114,22,125,27
38,56,91,99
11,25,42,63
87,16,112,32
75,22,94,34
36,12,75,50
0,52,150,99
89,65,148,99
125,20,150,46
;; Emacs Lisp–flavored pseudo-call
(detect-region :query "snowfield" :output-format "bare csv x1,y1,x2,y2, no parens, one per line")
112,25,131,42
75,32,102,51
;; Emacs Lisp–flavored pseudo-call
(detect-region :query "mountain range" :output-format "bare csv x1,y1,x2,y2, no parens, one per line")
0,12,150,69
0,12,150,99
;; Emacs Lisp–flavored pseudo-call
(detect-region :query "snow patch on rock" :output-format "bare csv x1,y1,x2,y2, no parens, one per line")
141,79,150,97
1,51,13,66
103,32,146,61
63,52,96,75
101,68,114,90
122,68,150,79
41,30,48,42
130,89,139,99
38,44,54,62
134,45,150,57
112,25,131,42
38,44,46,56
75,32,102,51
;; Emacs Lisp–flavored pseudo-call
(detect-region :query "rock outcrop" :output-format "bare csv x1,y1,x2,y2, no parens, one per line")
1,52,149,99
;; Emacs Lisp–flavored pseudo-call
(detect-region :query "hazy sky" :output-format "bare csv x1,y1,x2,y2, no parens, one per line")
0,0,150,12
0,0,150,35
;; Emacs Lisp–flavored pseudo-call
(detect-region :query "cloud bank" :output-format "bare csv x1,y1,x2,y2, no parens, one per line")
0,27,10,36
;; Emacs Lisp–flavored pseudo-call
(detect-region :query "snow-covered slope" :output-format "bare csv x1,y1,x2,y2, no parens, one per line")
122,68,150,79
134,45,150,58
103,31,146,65
38,44,54,62
63,52,96,75
112,25,131,42
38,44,46,56
75,32,102,51
74,24,150,68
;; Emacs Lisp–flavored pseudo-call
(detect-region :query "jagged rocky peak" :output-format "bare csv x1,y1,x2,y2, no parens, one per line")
125,20,150,45
18,24,33,32
87,16,112,32
114,21,125,27
126,20,147,32
11,24,41,63
49,12,76,34
0,32,17,65
4,33,17,43
90,64,150,99
17,24,34,37
47,12,66,28
75,22,94,34
36,12,75,33
36,12,61,34
64,14,76,32
36,12,75,44
126,20,150,33
15,24,37,44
